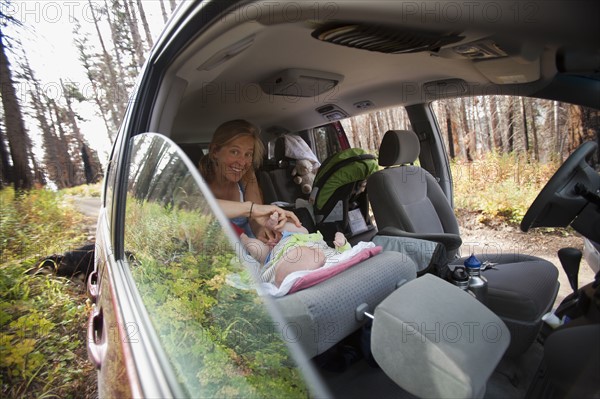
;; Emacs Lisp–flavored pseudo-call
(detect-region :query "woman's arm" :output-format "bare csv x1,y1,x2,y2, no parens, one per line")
216,199,253,218
216,200,301,228
243,170,266,236
242,170,263,204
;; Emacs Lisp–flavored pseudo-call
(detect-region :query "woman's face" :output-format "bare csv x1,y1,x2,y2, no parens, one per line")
212,135,255,183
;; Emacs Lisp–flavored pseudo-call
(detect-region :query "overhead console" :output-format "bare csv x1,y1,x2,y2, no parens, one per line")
438,38,544,84
259,68,344,97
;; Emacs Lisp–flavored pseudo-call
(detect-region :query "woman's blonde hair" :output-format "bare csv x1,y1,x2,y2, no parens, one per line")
198,119,265,183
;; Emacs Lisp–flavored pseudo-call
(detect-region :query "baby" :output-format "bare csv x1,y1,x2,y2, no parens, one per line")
241,212,350,287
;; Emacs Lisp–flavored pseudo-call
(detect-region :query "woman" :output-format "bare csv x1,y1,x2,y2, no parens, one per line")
199,119,300,239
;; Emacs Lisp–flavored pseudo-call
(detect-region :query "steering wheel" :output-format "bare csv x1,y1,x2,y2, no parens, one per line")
521,141,598,232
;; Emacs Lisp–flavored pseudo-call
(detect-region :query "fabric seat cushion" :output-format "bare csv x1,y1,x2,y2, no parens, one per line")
371,274,510,399
275,251,417,357
451,254,559,321
369,129,560,356
451,254,560,356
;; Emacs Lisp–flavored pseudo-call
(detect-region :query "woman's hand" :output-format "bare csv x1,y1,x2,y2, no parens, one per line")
215,200,301,244
251,204,301,229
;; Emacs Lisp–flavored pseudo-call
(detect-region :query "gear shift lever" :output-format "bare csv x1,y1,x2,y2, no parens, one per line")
558,247,582,293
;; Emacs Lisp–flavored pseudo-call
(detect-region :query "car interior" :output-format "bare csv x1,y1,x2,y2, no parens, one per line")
129,1,598,397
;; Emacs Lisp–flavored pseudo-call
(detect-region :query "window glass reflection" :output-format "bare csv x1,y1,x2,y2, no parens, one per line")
123,134,310,398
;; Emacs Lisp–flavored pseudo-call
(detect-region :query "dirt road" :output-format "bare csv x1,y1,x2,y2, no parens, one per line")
70,196,101,241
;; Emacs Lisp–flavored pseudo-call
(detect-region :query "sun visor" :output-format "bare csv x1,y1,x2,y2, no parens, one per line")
475,56,541,84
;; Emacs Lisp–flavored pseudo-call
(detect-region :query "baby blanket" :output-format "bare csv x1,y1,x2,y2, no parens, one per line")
261,241,382,297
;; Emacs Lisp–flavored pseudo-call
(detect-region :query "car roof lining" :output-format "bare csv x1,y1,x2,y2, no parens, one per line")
147,0,598,145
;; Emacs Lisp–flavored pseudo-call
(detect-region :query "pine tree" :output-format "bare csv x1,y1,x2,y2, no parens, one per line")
0,25,34,190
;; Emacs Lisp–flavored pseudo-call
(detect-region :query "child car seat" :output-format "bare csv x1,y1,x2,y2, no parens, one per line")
310,148,379,244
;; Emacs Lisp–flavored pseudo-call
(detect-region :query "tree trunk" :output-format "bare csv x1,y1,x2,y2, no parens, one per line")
553,101,561,156
521,98,530,157
61,80,104,184
0,125,13,187
507,97,515,153
80,144,103,184
50,100,80,187
0,27,33,190
445,104,455,159
474,97,485,155
136,0,154,50
460,99,472,160
580,107,600,164
105,0,131,76
21,56,63,187
483,96,493,152
490,96,503,152
28,146,46,187
123,0,145,67
159,0,169,23
529,99,539,161
73,21,118,142
90,0,126,118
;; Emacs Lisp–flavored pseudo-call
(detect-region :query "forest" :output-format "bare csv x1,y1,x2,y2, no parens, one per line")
343,97,599,164
1,0,599,191
0,0,180,190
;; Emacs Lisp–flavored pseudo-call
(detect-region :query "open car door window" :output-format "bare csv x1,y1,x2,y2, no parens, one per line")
121,133,325,397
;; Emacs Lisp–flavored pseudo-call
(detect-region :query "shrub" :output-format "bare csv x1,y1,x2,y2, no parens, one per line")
0,187,95,399
1,188,88,262
60,183,102,198
451,152,560,225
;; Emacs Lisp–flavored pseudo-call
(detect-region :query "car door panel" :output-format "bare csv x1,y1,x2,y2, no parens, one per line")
92,226,139,398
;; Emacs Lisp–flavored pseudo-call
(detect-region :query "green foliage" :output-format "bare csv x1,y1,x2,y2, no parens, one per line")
60,183,102,198
124,197,309,398
451,152,560,225
1,187,88,261
0,187,94,398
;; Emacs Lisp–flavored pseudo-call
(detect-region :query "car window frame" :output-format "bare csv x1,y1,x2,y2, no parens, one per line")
95,2,254,396
405,103,455,206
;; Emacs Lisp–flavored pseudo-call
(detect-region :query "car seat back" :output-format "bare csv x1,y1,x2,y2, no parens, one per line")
368,130,461,257
274,250,417,357
259,135,311,204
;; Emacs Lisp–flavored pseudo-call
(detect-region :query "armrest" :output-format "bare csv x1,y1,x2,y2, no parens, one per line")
371,274,509,398
377,226,462,251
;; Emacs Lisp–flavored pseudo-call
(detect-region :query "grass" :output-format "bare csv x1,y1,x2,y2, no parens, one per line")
0,187,95,399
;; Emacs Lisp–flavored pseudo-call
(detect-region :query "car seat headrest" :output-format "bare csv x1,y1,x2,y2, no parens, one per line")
273,136,287,162
378,130,420,167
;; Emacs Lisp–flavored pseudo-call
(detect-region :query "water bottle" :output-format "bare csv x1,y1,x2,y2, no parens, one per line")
464,254,488,305
449,266,470,291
